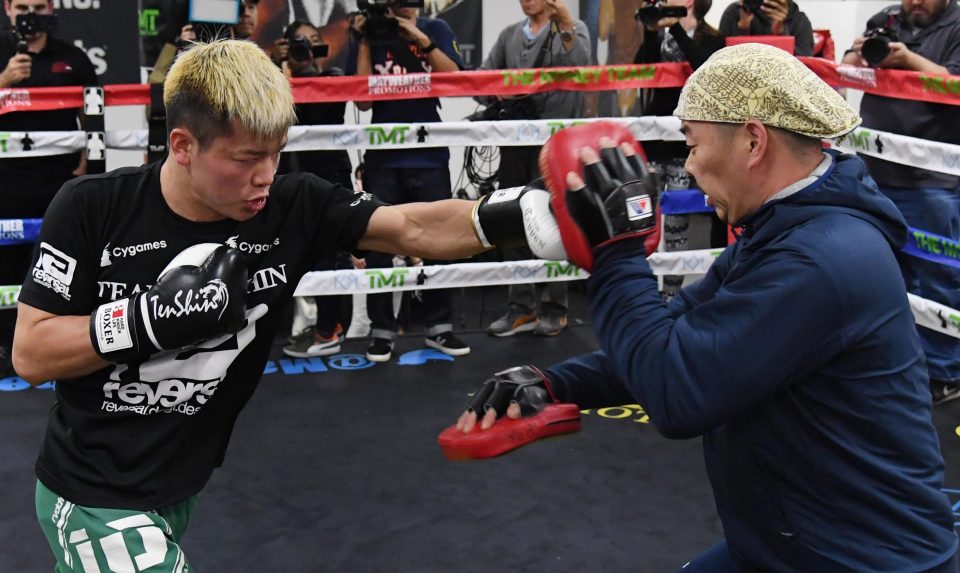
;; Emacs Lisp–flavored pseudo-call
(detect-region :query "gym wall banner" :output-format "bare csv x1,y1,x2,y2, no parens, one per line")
0,1,140,85
429,0,482,71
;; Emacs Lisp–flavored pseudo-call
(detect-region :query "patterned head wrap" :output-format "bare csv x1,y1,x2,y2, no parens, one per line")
674,43,861,138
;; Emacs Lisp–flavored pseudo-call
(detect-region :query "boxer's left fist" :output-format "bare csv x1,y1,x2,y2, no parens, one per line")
539,121,661,271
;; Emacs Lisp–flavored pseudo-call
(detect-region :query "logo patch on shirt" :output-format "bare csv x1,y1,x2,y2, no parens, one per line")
51,61,73,73
33,242,76,300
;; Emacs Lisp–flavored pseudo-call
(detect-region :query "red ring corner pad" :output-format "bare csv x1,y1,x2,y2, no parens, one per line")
437,403,582,460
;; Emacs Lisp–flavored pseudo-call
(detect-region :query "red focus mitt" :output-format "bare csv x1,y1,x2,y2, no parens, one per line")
538,121,660,271
437,366,581,460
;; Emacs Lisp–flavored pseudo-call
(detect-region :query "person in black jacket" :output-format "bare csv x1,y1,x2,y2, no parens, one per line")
718,0,814,56
635,0,727,296
635,0,726,118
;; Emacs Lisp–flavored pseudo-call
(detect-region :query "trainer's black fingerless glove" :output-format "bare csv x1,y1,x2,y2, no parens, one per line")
467,365,557,418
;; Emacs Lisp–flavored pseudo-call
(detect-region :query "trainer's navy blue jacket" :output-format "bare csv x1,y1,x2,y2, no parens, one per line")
546,152,959,571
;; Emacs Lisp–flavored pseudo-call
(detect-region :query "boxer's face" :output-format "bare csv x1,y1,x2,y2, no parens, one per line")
171,123,284,222
681,121,752,225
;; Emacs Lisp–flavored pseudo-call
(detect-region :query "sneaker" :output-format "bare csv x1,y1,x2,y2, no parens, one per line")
487,306,538,337
366,338,394,363
283,331,342,358
425,332,471,356
287,326,314,345
533,310,568,337
931,380,960,405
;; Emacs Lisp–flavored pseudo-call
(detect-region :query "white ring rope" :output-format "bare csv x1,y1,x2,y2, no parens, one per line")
6,119,960,176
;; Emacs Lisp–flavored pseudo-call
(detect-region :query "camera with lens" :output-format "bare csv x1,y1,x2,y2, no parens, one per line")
355,0,425,46
13,12,58,53
285,28,329,63
635,1,687,26
861,27,899,66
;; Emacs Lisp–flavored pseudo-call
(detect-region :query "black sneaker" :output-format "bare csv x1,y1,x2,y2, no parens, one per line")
366,338,394,363
931,380,960,405
425,332,471,356
287,326,314,345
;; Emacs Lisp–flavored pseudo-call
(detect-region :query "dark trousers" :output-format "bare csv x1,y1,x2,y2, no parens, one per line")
362,164,454,340
311,167,353,337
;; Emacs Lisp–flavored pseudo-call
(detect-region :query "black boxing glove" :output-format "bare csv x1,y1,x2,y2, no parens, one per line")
90,243,249,363
472,180,568,261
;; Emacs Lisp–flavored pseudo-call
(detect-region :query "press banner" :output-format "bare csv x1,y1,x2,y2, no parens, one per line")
434,0,483,71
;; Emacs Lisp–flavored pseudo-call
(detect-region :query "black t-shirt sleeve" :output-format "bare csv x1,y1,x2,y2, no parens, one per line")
17,180,100,316
295,174,384,261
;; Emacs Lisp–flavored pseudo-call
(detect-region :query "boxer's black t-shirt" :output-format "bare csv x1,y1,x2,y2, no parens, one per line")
18,161,382,509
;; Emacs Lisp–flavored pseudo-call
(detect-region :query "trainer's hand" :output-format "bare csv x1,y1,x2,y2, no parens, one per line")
455,365,555,432
90,244,249,363
540,122,660,270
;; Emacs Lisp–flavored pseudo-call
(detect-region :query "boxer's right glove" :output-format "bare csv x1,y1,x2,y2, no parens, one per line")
539,121,660,271
472,179,568,261
90,244,249,363
438,365,581,460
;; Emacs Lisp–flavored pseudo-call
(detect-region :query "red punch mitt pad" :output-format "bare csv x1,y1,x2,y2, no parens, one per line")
437,403,582,460
538,121,646,271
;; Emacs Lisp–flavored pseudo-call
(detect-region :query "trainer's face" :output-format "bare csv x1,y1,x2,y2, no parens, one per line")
902,0,949,27
682,121,753,225
177,125,283,222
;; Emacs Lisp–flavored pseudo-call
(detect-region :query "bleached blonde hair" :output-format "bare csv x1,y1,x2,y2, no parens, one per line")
164,39,296,148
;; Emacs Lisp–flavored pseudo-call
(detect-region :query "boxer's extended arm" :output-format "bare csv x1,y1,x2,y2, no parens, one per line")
13,303,107,385
359,197,564,260
359,199,485,259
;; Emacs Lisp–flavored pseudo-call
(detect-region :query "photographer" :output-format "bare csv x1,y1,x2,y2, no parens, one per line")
0,0,97,376
480,0,590,338
718,0,813,56
148,0,260,85
842,0,960,405
347,1,470,362
271,20,356,359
